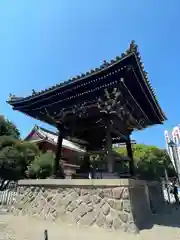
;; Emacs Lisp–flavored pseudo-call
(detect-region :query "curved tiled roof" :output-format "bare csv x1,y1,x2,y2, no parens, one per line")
25,125,86,153
7,40,166,122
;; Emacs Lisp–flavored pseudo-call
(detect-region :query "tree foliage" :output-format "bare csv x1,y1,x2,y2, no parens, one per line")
0,115,56,186
115,144,175,180
26,151,55,179
0,135,40,190
0,115,20,139
15,141,40,166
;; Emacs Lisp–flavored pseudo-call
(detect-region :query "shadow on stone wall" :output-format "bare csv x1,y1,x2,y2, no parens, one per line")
151,204,180,228
128,179,153,231
129,179,180,231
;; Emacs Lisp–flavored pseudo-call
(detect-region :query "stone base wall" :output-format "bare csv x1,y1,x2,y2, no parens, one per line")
9,179,164,234
147,182,164,213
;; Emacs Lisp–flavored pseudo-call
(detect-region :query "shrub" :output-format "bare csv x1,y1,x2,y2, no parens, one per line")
26,151,55,179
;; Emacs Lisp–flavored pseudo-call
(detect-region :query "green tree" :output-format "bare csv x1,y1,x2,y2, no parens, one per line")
26,151,55,179
0,145,23,190
115,144,175,180
0,115,20,139
0,136,40,190
0,135,17,149
16,141,40,166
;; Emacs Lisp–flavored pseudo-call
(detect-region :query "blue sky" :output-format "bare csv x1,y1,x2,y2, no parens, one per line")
0,1,179,148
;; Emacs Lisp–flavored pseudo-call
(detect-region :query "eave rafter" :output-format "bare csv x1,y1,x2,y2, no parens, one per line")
24,82,151,135
11,68,126,111
7,40,167,131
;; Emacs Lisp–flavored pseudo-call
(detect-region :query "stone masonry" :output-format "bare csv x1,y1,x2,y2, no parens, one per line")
8,179,164,234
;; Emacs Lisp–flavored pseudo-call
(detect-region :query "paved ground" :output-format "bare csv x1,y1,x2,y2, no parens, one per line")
0,213,180,240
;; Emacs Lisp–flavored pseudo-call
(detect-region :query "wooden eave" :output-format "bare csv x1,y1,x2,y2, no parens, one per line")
7,41,167,147
7,41,166,122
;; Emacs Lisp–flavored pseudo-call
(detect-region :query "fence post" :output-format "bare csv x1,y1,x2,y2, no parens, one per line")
144,182,152,213
44,229,48,240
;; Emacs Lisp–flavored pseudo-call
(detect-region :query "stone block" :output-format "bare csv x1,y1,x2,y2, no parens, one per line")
96,213,106,227
30,186,36,191
69,191,79,201
109,208,118,218
113,187,124,199
18,187,25,194
113,200,123,211
98,190,104,198
57,206,66,216
93,202,103,216
28,196,36,203
107,199,114,208
105,215,113,228
92,195,101,204
39,198,46,207
79,211,97,226
102,188,113,198
113,217,123,230
46,195,54,202
102,204,110,215
20,196,30,205
122,188,129,199
99,198,106,207
75,198,83,205
61,197,72,208
34,187,41,192
72,203,92,222
80,195,92,204
123,200,131,213
31,207,37,215
81,189,89,196
124,223,138,233
35,206,44,214
118,212,128,223
66,202,78,212
74,188,81,195
40,205,51,219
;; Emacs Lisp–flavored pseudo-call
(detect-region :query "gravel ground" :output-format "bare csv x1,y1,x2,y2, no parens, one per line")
0,213,180,240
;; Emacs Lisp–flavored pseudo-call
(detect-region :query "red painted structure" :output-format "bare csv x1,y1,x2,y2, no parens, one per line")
25,125,85,165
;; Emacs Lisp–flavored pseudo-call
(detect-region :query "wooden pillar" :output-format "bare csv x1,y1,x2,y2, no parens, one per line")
126,134,135,176
106,119,113,173
53,130,64,178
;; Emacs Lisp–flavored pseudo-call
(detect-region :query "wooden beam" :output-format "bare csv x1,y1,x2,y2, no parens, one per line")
110,115,129,136
110,126,126,140
75,123,105,133
126,134,135,176
106,118,114,173
53,130,64,178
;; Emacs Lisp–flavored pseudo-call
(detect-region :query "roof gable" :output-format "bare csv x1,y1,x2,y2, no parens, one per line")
25,125,86,153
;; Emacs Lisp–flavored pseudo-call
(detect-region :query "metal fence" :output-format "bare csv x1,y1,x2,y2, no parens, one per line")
0,182,18,208
0,190,17,206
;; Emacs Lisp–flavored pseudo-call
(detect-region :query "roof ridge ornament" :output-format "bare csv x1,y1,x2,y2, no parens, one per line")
34,125,39,131
32,89,37,95
8,93,14,101
8,93,22,101
129,40,138,53
101,60,110,68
